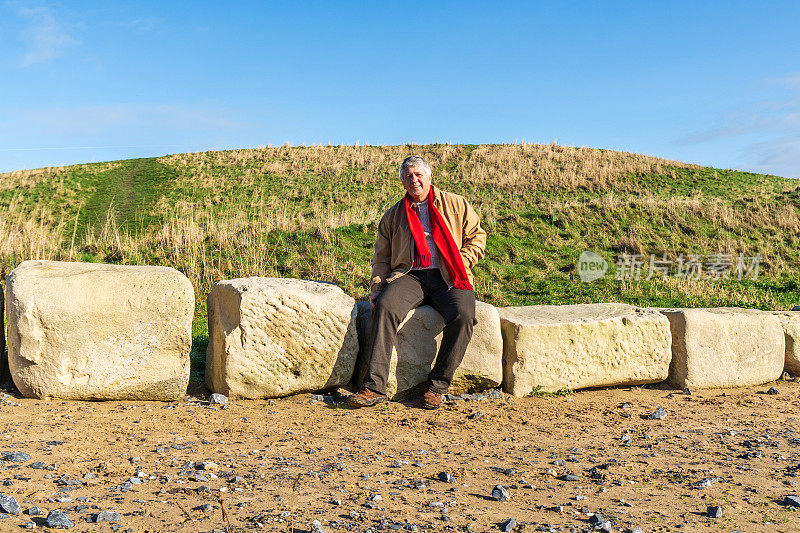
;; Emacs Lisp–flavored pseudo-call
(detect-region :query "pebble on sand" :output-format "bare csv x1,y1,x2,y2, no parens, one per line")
784,495,800,507
500,518,517,531
492,485,510,502
1,451,31,462
46,509,75,529
209,393,229,405
438,471,455,483
95,510,122,522
0,494,21,515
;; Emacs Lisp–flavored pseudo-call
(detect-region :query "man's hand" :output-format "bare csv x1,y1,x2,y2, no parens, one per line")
369,290,382,308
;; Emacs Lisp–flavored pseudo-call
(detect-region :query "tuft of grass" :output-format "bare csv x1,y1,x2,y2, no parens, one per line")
529,385,574,397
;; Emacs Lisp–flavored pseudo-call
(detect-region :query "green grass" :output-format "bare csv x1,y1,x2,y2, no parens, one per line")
76,157,178,238
190,301,209,383
2,143,799,382
529,385,574,397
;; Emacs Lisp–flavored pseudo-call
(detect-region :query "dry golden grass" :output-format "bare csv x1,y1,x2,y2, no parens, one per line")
160,142,698,192
461,143,696,189
0,209,68,264
0,166,68,191
0,162,118,191
649,276,779,308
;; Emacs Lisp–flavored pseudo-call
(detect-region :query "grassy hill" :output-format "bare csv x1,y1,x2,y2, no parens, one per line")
2,143,799,380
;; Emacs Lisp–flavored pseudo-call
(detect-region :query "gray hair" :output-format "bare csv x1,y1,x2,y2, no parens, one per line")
399,155,431,179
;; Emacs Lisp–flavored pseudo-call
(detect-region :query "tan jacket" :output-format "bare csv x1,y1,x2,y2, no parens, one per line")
370,188,487,293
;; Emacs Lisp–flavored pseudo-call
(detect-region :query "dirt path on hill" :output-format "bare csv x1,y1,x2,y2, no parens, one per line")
1,381,800,532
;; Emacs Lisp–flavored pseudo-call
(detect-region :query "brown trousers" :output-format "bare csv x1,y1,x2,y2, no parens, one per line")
360,269,476,394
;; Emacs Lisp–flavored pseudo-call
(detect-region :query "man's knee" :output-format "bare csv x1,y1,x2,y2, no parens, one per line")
444,306,475,329
373,296,412,323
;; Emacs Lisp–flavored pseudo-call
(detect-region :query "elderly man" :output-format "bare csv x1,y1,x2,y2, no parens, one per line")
349,155,487,409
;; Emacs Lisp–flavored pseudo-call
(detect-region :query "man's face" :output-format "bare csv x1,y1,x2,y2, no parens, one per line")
401,164,432,202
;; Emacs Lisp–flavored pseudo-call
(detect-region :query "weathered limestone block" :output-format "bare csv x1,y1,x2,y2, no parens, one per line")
0,287,6,381
499,303,672,396
206,278,358,399
355,301,503,399
5,260,194,400
774,311,800,375
661,307,784,389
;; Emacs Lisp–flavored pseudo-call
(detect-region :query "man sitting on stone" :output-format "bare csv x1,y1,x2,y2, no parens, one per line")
348,155,487,410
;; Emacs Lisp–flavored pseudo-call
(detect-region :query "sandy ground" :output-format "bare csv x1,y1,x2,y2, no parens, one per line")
1,380,800,533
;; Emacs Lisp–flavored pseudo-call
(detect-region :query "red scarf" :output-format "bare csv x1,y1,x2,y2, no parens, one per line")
403,186,473,290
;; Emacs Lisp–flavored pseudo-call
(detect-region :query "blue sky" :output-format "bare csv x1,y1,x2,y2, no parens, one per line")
1,1,799,177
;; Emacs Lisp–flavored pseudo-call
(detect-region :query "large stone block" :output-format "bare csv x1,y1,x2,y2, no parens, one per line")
355,301,503,399
0,287,6,382
661,307,784,389
5,260,194,400
774,311,800,375
206,278,358,399
499,303,671,396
